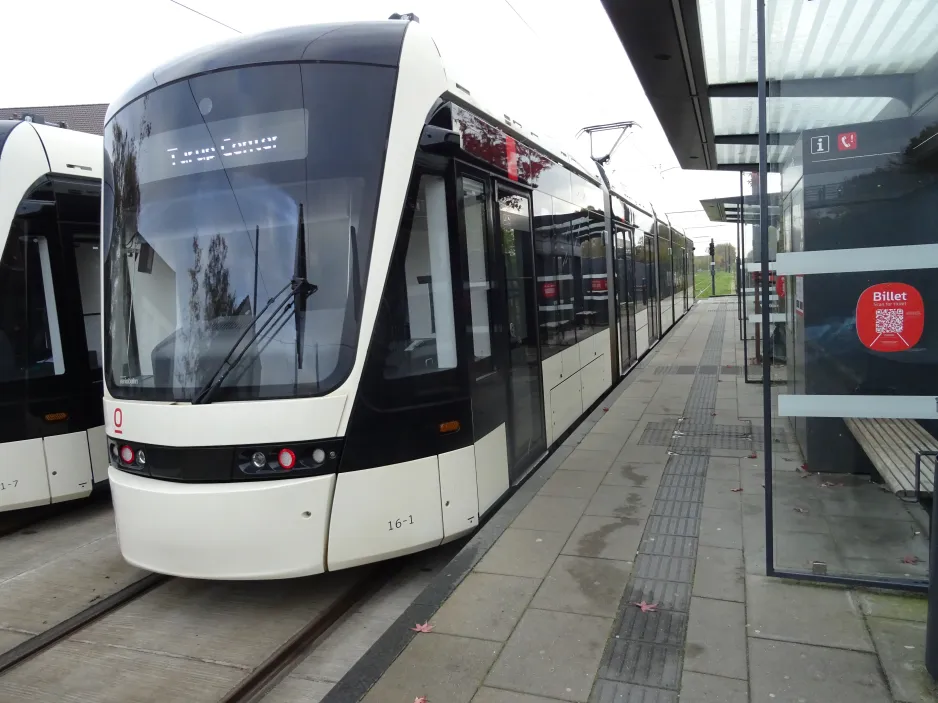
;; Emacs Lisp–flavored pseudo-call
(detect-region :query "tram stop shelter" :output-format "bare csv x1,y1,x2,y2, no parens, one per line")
604,0,938,593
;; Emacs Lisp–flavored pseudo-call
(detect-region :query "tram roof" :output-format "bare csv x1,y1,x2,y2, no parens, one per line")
106,21,409,123
601,0,938,173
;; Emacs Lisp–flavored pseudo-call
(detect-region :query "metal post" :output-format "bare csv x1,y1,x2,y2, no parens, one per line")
757,0,775,577
709,238,716,296
738,170,744,339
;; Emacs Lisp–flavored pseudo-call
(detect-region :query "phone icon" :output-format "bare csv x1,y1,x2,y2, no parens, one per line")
838,132,857,151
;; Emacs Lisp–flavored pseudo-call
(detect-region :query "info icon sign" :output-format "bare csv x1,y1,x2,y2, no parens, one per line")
855,282,924,352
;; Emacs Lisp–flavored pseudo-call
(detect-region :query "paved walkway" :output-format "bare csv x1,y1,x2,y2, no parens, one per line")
339,299,936,703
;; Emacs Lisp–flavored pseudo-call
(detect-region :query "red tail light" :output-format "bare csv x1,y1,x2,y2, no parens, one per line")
119,445,135,464
278,448,296,470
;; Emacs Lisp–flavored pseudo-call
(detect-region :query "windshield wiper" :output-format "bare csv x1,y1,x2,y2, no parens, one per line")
192,206,317,405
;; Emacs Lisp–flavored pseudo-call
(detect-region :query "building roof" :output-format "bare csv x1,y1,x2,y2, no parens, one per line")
601,0,938,173
0,104,107,136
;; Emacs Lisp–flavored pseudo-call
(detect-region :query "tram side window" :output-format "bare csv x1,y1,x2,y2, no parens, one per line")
0,229,64,382
74,239,102,370
461,178,493,372
383,175,458,379
534,193,576,358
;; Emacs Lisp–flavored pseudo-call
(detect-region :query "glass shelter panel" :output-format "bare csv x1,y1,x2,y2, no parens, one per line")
761,0,938,588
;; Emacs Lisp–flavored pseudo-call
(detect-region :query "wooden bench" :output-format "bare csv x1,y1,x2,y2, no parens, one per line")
845,418,938,500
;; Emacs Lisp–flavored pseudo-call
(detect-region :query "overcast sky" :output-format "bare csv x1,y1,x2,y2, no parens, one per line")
0,0,752,247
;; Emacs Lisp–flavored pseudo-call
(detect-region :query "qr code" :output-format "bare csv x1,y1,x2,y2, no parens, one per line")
875,308,904,334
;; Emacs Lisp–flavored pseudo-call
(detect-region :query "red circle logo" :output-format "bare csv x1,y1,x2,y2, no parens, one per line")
856,283,924,352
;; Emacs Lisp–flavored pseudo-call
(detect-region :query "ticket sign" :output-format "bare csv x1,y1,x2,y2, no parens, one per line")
542,282,558,299
855,283,924,352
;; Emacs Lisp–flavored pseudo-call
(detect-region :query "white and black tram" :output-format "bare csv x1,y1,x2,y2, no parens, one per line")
102,18,694,579
0,119,106,512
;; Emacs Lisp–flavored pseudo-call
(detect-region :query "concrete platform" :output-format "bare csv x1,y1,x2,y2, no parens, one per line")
320,299,938,703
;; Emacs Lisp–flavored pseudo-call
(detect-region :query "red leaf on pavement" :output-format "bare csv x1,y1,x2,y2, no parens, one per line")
748,452,758,459
632,600,658,613
603,407,610,412
799,463,809,472
411,622,433,633
731,487,743,493
414,697,428,703
902,556,920,564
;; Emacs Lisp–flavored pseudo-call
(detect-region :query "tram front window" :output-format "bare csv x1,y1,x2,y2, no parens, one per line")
103,62,395,402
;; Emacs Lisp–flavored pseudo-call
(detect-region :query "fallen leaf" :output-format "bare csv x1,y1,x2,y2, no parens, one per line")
414,697,428,703
632,600,658,613
711,411,717,416
793,507,808,514
603,407,609,412
411,622,434,633
820,481,845,488
902,556,920,565
749,452,758,459
731,487,744,493
799,464,809,472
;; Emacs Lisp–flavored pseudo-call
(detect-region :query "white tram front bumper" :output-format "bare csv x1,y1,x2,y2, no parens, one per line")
108,466,335,580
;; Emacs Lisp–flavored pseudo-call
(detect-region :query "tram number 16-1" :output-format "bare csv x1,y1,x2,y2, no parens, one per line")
388,515,414,531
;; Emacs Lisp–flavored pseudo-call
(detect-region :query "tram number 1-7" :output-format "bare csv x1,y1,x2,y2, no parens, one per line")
388,515,414,531
0,480,19,490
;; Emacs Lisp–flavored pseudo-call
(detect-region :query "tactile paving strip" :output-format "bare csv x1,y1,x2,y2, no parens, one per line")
593,307,727,696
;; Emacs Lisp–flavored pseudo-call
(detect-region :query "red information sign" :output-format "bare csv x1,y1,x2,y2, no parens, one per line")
591,278,608,292
541,281,557,299
855,283,924,352
776,275,786,299
838,131,857,151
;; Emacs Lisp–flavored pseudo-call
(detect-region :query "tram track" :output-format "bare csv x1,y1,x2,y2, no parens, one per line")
0,553,419,703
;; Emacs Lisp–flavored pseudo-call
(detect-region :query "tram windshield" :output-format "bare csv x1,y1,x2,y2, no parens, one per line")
103,62,395,402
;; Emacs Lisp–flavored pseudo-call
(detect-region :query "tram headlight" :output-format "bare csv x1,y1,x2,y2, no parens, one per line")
312,448,326,465
251,451,267,469
136,449,147,466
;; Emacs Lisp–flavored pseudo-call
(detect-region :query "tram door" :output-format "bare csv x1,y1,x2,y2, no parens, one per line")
614,227,637,372
457,173,546,484
646,233,660,344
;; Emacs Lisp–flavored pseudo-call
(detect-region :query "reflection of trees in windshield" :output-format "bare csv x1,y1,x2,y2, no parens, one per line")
178,233,241,389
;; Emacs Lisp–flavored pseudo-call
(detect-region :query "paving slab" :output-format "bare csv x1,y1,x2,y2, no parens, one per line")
432,572,540,642
601,462,665,489
692,546,744,602
683,597,747,681
0,639,242,703
561,449,619,474
562,516,644,561
867,616,937,703
748,638,890,703
485,608,611,702
585,486,657,521
471,688,562,703
745,574,873,651
362,632,501,703
578,432,631,454
259,676,333,703
476,528,569,579
0,629,29,653
511,496,590,536
857,592,928,622
698,507,742,550
0,534,145,634
679,671,748,702
539,470,605,500
530,555,631,618
79,570,357,668
702,479,743,509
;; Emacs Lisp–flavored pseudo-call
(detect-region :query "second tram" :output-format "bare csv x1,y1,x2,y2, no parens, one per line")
0,119,106,512
102,18,694,579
